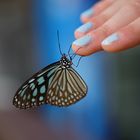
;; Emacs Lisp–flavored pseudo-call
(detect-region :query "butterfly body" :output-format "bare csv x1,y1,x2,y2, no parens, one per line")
60,54,72,69
13,54,87,109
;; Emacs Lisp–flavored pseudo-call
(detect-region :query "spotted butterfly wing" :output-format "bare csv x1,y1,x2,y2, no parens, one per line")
13,55,87,109
46,66,87,106
13,61,60,109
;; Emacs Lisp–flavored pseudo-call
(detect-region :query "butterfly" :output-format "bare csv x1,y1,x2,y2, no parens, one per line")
13,31,87,109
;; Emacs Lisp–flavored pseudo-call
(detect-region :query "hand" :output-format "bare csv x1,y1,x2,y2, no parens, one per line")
72,0,140,56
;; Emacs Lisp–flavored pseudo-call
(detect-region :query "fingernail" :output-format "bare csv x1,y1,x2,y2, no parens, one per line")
73,35,92,47
81,8,94,18
76,22,93,33
102,33,119,45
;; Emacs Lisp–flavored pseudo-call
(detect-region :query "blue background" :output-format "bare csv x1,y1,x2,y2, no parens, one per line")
32,0,117,140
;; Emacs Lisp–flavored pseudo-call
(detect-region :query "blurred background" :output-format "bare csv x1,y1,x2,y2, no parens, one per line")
0,0,140,140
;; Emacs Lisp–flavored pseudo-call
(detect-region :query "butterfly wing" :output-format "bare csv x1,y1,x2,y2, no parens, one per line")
46,67,87,107
13,61,61,109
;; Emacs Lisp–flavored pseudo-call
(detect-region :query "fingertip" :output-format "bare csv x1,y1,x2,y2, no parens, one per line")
74,30,84,39
75,22,94,39
80,8,94,23
72,35,93,56
72,44,91,56
80,16,91,23
72,35,92,55
71,44,79,54
71,44,85,56
101,33,120,52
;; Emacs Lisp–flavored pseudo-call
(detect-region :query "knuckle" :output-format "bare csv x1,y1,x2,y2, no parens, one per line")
131,0,140,7
125,3,140,16
100,24,111,37
99,13,109,22
94,0,107,10
92,13,108,27
94,2,103,10
123,24,136,36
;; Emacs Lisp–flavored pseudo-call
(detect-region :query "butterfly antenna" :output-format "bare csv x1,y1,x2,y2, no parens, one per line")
57,30,63,55
71,47,82,59
68,45,72,60
75,56,83,67
72,56,83,67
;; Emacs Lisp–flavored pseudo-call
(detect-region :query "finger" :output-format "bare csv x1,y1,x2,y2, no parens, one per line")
101,18,140,52
72,33,102,56
81,0,115,23
72,4,140,56
75,0,127,38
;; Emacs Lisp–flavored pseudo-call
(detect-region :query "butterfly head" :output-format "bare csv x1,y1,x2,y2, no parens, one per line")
60,54,72,69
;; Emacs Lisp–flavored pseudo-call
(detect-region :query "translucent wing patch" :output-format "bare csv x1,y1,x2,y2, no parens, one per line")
46,67,87,107
13,61,61,109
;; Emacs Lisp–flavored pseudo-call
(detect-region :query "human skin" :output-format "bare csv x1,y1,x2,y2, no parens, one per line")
72,0,140,56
